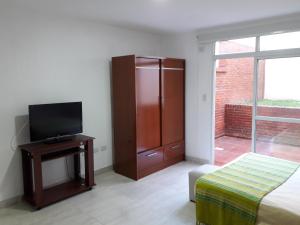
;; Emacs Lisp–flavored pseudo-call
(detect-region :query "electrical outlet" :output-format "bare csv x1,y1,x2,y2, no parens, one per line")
101,145,107,151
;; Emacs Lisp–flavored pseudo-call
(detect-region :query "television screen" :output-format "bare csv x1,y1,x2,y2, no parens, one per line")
29,102,82,142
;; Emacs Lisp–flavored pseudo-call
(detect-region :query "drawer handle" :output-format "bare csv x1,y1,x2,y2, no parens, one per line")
171,145,181,150
146,152,158,157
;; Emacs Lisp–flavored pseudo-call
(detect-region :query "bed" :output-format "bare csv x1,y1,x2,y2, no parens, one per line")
195,153,300,225
256,166,300,225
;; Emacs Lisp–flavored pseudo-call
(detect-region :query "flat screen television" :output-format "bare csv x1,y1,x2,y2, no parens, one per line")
29,102,82,142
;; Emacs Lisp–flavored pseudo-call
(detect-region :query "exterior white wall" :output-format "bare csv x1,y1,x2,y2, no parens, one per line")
0,6,161,202
264,58,300,100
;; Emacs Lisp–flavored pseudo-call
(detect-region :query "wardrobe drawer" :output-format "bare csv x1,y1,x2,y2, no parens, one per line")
164,142,185,161
137,148,164,178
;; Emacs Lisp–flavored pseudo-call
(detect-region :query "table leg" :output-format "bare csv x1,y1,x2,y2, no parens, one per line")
32,155,43,207
74,153,81,180
84,140,94,187
22,151,33,198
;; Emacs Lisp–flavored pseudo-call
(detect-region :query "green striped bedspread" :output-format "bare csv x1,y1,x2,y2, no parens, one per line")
195,153,300,225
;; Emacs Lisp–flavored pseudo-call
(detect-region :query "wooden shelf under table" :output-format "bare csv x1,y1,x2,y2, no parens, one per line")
41,147,85,162
35,179,90,208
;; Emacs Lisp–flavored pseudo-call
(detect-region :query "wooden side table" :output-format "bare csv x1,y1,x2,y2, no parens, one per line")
19,135,95,209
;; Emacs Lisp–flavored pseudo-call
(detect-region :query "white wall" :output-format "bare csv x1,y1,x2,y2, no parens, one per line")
160,33,215,163
0,6,161,202
2,6,300,205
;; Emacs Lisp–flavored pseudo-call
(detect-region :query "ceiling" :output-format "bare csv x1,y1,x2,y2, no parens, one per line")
3,0,300,33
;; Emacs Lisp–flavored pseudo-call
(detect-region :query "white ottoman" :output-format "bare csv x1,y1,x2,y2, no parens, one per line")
189,164,220,202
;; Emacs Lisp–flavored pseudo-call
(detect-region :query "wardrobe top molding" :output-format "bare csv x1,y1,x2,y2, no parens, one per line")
115,55,185,70
135,55,185,61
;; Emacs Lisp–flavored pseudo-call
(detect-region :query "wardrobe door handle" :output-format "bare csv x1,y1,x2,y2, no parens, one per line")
171,145,181,150
146,152,158,157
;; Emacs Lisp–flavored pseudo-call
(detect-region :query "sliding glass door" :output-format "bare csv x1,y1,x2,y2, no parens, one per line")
254,57,300,162
213,32,300,164
214,57,254,165
214,38,255,165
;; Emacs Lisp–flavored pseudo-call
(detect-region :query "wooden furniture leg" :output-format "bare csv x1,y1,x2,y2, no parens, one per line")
22,151,33,198
84,140,94,187
32,155,43,208
74,154,81,180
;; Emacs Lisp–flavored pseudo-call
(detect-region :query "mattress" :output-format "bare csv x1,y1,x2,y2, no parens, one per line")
199,154,300,225
256,167,300,225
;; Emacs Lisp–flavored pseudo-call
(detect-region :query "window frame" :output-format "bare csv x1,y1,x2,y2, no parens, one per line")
213,32,300,156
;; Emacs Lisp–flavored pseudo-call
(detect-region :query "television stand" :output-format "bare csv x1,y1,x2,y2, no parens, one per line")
19,134,95,209
43,135,75,144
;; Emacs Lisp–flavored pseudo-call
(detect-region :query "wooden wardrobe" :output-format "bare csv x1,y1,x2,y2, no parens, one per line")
112,55,185,180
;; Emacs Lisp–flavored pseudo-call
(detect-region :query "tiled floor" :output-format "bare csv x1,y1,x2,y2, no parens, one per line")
3,140,300,225
0,162,198,225
215,136,300,166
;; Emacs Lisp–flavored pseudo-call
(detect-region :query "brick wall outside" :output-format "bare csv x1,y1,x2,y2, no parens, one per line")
225,104,300,146
225,104,252,139
215,41,265,138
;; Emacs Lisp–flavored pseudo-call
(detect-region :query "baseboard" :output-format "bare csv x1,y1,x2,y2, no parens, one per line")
94,165,113,176
0,196,22,208
185,156,210,165
0,166,113,209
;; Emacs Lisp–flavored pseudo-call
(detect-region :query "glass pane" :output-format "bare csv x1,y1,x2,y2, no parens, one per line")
260,31,300,51
215,37,256,55
257,58,300,119
255,120,300,163
214,58,254,165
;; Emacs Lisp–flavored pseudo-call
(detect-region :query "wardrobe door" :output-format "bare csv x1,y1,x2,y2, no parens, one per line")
136,58,161,153
161,59,185,145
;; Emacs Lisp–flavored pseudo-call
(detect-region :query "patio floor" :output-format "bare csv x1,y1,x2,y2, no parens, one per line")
215,136,300,166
